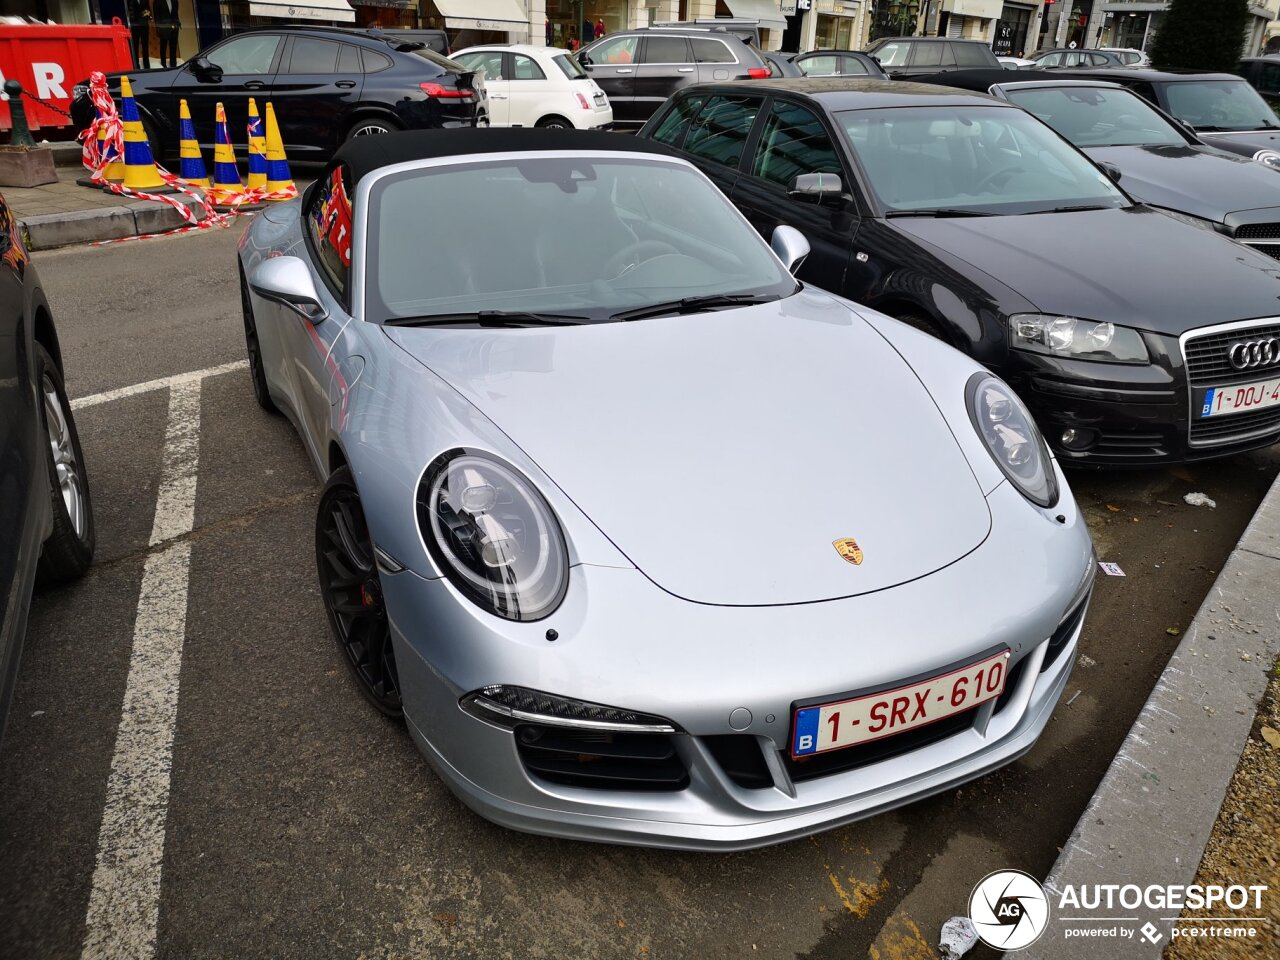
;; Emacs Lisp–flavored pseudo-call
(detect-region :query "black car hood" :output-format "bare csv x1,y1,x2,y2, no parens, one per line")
1085,144,1280,221
891,206,1280,334
1198,128,1280,161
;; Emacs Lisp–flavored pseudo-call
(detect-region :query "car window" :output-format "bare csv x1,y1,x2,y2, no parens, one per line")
512,54,546,80
838,55,870,76
765,56,784,77
685,95,761,169
872,41,910,67
798,54,839,76
553,53,586,79
1165,79,1280,130
1261,63,1280,91
307,164,353,298
366,157,795,322
752,100,843,188
455,50,505,80
691,38,735,64
835,105,1128,215
1088,53,1110,66
643,36,692,64
1006,86,1184,147
953,43,991,67
589,35,638,64
912,42,946,68
362,48,393,73
1036,52,1062,67
285,37,339,74
206,34,281,75
650,95,704,148
337,43,362,74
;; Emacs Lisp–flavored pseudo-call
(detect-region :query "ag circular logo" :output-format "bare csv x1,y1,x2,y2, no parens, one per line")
968,870,1050,951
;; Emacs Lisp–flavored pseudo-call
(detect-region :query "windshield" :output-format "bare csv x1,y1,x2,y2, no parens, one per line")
1164,79,1280,131
836,105,1128,216
1005,86,1185,147
367,157,795,323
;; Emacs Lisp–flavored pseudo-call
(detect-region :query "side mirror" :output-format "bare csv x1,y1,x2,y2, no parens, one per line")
1098,161,1123,183
788,172,847,205
578,53,593,66
771,225,810,275
250,256,329,324
189,57,223,83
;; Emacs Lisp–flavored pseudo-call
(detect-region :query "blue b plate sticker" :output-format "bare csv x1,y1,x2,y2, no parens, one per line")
792,707,821,756
1201,388,1215,417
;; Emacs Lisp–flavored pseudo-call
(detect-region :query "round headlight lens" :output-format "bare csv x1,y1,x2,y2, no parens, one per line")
966,374,1059,508
417,450,568,621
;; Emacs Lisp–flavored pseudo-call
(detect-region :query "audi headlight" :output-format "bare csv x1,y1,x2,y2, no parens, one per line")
1010,314,1148,364
416,450,568,621
966,374,1058,508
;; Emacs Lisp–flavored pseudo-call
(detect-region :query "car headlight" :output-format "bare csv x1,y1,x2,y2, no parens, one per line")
966,373,1059,508
416,450,568,621
1010,313,1148,363
1253,149,1280,169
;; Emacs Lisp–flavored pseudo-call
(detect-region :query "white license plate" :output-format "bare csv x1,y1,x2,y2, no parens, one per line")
790,650,1010,758
1200,376,1280,417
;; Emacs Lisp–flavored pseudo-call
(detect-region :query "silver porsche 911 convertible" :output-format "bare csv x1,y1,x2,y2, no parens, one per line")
238,129,1095,850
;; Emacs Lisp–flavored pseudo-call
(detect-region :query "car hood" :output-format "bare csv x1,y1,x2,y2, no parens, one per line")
1199,129,1280,159
1084,144,1280,221
386,292,992,606
891,206,1280,333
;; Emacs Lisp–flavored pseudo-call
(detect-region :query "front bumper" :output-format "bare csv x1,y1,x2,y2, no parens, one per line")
379,477,1093,850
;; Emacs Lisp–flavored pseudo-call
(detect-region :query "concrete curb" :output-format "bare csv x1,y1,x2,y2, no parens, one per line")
1025,472,1280,957
19,194,208,250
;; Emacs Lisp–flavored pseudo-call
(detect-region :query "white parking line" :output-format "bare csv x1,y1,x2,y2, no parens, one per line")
81,378,205,960
71,360,248,412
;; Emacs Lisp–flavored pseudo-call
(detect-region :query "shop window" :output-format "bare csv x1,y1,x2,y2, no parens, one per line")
643,36,692,64
512,55,546,81
686,95,761,169
207,34,281,76
691,38,735,64
286,38,340,75
752,101,842,189
651,96,704,148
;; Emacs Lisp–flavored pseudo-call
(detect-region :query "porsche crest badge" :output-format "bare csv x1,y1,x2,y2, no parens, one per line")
833,538,864,566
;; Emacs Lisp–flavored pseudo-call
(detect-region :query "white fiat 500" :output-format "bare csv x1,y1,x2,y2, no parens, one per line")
452,44,613,130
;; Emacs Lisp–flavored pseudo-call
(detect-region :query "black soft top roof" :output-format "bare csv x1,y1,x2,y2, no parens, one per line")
331,128,684,185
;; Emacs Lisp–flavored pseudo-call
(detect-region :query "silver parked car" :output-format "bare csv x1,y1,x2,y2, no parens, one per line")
238,129,1095,850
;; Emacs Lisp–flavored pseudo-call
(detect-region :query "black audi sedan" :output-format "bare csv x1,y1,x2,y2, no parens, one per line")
70,26,486,163
639,79,1280,465
0,192,94,737
926,72,1280,254
1063,68,1280,169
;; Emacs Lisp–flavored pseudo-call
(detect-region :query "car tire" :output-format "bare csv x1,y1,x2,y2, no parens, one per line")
35,343,95,586
536,115,572,129
240,266,278,414
344,118,400,141
316,466,403,719
896,311,951,345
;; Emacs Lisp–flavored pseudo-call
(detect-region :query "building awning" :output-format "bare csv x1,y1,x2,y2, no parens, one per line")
433,0,529,31
722,0,788,30
248,0,356,22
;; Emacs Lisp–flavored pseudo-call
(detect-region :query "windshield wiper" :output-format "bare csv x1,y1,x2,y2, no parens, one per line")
609,293,780,322
384,310,591,328
884,208,998,218
1195,124,1279,132
1037,204,1115,214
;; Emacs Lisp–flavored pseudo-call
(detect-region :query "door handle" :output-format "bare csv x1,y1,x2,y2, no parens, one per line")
244,80,266,90
677,67,694,73
335,80,356,89
490,94,508,99
615,68,633,74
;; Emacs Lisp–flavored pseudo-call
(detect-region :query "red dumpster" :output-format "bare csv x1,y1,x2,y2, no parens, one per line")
0,19,132,132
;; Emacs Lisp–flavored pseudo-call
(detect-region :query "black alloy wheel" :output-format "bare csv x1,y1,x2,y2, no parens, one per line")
536,116,572,129
35,343,95,584
345,118,398,141
240,267,278,413
317,466,403,717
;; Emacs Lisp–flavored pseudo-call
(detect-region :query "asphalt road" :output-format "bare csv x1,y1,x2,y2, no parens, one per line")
2,226,1277,960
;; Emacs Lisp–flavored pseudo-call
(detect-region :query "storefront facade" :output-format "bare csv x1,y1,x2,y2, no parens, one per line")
994,1,1037,57
545,0,627,50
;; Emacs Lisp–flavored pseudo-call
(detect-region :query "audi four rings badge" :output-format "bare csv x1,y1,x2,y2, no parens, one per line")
1228,338,1280,370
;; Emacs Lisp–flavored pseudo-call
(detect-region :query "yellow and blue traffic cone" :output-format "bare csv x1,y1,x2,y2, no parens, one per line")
209,101,244,206
177,99,209,189
246,98,267,192
263,102,297,199
119,76,168,191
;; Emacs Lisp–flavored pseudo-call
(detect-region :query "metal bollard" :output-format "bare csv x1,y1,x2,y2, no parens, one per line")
5,80,36,147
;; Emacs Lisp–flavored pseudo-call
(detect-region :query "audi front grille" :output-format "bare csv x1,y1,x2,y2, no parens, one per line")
1182,319,1280,447
1233,222,1280,260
